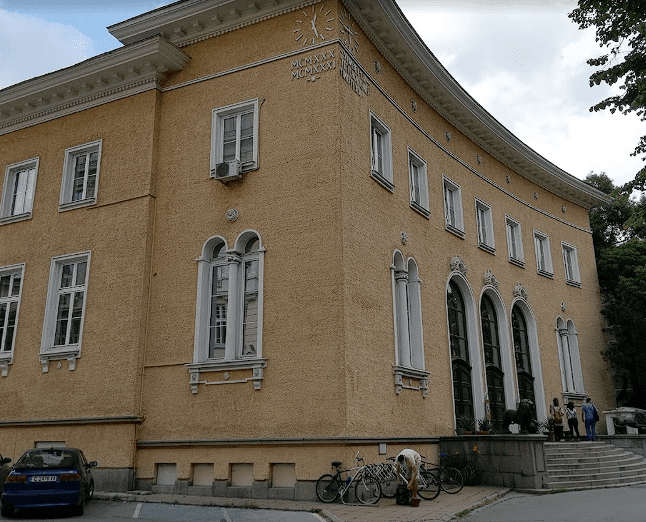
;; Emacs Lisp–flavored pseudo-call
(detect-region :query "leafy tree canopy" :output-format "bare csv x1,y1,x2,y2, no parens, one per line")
569,1,646,162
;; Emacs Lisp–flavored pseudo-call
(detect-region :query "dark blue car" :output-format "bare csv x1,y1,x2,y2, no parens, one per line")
1,447,96,517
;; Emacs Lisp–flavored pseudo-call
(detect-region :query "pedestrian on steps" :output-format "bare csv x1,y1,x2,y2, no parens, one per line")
566,401,580,440
581,397,598,441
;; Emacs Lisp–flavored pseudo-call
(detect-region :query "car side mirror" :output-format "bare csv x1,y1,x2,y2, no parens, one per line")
87,461,97,468
1,458,11,465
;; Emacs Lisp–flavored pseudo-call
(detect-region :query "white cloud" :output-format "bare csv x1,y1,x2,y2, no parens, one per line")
0,9,95,89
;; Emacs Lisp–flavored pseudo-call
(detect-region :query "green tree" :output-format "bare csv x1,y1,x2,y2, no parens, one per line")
569,1,646,161
585,172,646,407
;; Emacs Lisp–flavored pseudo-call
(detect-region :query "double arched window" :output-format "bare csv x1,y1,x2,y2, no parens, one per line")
448,280,474,419
190,231,266,392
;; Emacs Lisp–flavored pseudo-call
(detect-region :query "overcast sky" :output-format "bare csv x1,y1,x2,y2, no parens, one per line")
0,0,643,186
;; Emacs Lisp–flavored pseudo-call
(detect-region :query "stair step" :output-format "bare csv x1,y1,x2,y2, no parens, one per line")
545,475,646,489
545,468,646,483
545,453,641,466
547,462,646,476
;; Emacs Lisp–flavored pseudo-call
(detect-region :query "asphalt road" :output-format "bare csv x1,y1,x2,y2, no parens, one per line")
0,500,325,522
462,484,646,522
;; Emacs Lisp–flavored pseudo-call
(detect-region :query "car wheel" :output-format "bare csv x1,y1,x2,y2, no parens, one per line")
72,494,85,517
1,503,14,518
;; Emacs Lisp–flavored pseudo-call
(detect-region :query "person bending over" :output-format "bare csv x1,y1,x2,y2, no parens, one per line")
396,448,421,499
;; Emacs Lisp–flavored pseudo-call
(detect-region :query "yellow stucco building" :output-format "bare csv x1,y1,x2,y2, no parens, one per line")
0,0,613,498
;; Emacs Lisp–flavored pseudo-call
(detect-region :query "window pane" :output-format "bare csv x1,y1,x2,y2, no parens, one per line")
54,293,71,346
72,155,87,201
0,303,6,351
212,265,229,294
223,116,237,162
3,302,17,352
242,259,259,356
0,276,9,298
11,169,28,215
60,264,74,288
76,262,87,286
11,275,21,297
68,291,84,344
410,162,420,204
445,186,455,225
209,299,227,359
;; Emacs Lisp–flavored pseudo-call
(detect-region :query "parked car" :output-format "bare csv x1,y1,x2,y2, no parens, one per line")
0,454,11,492
1,447,96,517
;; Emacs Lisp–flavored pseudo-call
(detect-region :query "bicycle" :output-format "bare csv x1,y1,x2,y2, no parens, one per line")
372,457,440,500
315,451,381,505
421,452,464,494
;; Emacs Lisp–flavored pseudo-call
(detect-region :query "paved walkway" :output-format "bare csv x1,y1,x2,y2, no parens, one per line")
95,485,510,522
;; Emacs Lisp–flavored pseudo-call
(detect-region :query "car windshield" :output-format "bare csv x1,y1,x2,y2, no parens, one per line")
15,450,79,470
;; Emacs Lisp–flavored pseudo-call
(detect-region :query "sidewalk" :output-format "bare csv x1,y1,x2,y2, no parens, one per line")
95,485,510,522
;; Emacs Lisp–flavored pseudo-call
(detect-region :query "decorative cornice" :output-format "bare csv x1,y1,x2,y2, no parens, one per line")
344,0,610,209
0,36,189,136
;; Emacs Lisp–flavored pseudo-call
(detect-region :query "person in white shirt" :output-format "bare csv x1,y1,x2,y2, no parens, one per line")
396,448,421,499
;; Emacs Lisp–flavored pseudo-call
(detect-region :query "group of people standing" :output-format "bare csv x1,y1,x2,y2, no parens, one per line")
550,397,599,441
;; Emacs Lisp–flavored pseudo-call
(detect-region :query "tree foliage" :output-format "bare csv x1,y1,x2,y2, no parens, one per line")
569,1,646,161
585,172,646,407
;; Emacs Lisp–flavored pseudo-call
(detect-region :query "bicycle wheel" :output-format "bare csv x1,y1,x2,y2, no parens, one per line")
440,467,464,494
417,470,441,500
379,466,399,498
316,474,340,502
354,473,381,505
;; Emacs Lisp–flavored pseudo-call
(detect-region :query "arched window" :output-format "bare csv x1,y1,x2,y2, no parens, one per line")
481,295,505,428
512,306,535,403
191,232,266,393
556,318,584,396
448,281,473,418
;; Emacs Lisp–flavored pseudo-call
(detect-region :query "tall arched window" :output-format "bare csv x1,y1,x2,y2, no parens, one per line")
448,281,473,418
512,306,535,403
190,231,266,393
481,294,505,428
392,253,424,370
556,317,584,396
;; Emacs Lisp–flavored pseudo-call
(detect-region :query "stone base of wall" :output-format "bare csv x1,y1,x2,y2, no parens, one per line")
93,468,136,493
598,435,646,457
134,478,318,501
439,435,548,490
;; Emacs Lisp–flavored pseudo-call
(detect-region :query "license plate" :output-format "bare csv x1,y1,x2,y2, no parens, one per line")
31,476,58,483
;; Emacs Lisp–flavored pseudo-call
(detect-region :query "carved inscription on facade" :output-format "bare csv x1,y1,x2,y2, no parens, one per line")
339,50,369,96
291,50,336,82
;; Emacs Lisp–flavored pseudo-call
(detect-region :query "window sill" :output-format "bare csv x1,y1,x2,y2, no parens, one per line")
537,269,554,279
393,365,430,398
59,198,96,212
410,201,430,219
478,243,496,255
565,279,582,288
39,346,80,372
371,171,394,192
0,353,13,377
509,257,525,268
445,223,465,239
186,358,267,394
0,213,32,225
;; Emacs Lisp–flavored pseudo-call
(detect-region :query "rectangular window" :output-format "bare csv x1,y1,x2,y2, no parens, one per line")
210,99,259,175
475,198,495,253
505,216,524,266
533,231,553,277
370,111,393,191
0,264,24,374
408,149,429,217
40,252,91,372
1,158,39,224
60,141,102,211
562,242,581,286
443,177,464,237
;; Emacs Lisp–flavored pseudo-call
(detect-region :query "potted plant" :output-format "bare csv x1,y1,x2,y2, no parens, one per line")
477,418,492,434
456,414,476,435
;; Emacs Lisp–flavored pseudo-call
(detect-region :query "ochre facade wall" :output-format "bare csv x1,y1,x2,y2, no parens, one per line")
0,0,613,495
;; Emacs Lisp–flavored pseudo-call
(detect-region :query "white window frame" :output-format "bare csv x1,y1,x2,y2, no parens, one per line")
210,98,260,174
533,230,553,277
40,251,91,372
1,158,39,224
408,149,429,218
505,216,524,266
475,198,495,253
443,176,464,237
189,231,266,393
0,263,24,376
391,252,429,396
59,140,102,211
370,111,393,191
562,242,581,287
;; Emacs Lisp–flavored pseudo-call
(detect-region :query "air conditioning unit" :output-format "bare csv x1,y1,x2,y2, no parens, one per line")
211,160,241,183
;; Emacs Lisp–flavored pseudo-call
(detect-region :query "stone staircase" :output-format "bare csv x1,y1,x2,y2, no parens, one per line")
543,441,646,490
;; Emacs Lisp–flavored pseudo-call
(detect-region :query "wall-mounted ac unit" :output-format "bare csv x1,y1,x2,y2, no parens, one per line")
211,160,241,183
